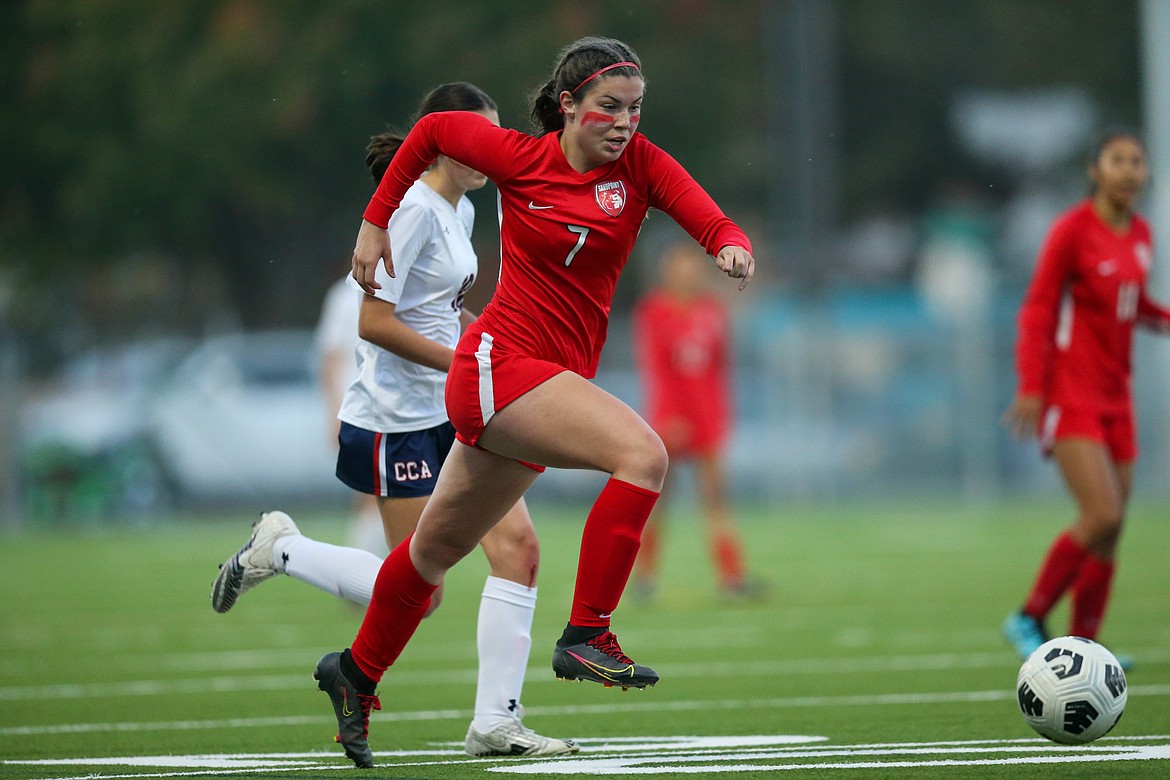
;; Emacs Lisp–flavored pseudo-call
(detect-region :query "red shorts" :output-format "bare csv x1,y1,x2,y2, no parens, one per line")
445,330,565,472
1039,405,1137,463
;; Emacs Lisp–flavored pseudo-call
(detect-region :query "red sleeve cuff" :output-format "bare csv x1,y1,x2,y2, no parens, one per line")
363,200,393,230
721,233,753,257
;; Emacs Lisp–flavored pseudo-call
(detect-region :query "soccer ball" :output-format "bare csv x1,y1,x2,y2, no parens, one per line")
1015,636,1127,744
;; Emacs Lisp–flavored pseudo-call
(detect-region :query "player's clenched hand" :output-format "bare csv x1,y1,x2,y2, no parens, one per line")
715,245,755,291
1002,394,1042,440
352,219,394,294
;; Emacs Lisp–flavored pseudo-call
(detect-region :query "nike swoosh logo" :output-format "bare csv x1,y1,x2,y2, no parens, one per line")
566,650,634,681
528,201,554,210
341,687,354,717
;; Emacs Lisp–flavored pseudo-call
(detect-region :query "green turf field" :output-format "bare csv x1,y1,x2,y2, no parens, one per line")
2,499,1168,778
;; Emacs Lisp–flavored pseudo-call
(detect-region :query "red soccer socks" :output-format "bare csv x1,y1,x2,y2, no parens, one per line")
1070,554,1115,639
712,529,745,589
569,478,660,627
350,535,437,683
1023,531,1089,621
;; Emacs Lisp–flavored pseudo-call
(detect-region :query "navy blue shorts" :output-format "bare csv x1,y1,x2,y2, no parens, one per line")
336,421,456,498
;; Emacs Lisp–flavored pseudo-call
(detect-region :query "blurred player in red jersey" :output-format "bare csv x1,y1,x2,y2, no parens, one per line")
1002,130,1170,664
631,239,762,599
308,37,755,766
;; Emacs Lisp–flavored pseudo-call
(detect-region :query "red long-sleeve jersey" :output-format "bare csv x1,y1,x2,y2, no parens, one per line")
1015,200,1170,415
364,111,751,378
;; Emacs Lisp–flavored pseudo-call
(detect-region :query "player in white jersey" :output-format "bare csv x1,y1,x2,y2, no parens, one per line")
336,176,477,437
210,83,576,759
314,276,384,556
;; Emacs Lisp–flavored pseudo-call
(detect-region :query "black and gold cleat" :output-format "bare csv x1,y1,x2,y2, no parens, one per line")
313,651,381,767
552,630,658,690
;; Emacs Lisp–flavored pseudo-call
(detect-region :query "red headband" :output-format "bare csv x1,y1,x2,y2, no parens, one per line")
570,61,640,94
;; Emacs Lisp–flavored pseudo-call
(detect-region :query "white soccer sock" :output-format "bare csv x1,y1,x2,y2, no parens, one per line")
471,575,537,733
272,533,381,605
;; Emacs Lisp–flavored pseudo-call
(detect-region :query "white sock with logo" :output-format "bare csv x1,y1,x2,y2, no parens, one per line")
272,533,381,605
471,575,537,733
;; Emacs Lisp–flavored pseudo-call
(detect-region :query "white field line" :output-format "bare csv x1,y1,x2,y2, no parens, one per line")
164,644,1170,673
0,626,768,677
0,674,408,701
4,736,1170,779
6,646,1169,701
491,744,1170,774
48,627,766,675
3,684,1169,738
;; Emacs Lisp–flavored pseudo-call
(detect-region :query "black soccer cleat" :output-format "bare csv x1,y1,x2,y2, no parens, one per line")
552,630,658,690
313,651,381,768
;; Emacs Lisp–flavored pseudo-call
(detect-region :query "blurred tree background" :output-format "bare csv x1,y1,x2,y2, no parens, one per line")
0,0,1142,371
838,0,1139,215
3,0,1164,519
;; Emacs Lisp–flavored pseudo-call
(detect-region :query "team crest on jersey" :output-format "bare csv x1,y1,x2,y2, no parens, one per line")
595,181,627,217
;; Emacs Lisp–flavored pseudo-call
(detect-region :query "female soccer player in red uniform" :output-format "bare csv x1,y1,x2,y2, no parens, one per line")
212,83,576,759
1002,130,1170,662
631,239,762,598
312,37,754,766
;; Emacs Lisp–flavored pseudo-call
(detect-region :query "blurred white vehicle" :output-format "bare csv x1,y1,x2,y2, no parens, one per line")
148,330,347,503
20,337,194,518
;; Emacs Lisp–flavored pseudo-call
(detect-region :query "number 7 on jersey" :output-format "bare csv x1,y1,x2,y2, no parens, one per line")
564,225,590,267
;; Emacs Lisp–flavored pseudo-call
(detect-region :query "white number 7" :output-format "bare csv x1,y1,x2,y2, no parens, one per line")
1117,281,1139,322
564,225,590,267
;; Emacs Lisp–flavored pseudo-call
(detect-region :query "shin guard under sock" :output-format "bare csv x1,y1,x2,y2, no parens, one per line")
1070,554,1115,639
349,534,437,683
1022,531,1088,620
568,478,660,628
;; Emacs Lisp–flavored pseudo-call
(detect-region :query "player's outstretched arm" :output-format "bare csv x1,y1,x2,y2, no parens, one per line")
1137,291,1170,334
715,245,755,291
352,219,393,294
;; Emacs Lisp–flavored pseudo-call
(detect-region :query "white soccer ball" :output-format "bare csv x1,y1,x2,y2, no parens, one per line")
1016,636,1127,744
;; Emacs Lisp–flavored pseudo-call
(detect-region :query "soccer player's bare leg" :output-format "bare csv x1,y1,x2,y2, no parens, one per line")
468,497,572,753
379,478,568,754
1007,437,1129,657
1052,439,1131,640
408,445,542,583
341,445,537,687
376,494,444,616
479,371,666,688
695,453,752,595
479,371,667,488
632,466,675,597
479,498,540,587
315,446,538,767
1053,438,1128,559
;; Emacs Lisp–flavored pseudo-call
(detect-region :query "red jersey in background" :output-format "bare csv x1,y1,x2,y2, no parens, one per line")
633,291,731,456
1015,200,1170,416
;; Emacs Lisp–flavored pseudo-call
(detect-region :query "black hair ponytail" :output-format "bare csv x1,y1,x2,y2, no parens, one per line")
528,37,642,136
367,82,498,183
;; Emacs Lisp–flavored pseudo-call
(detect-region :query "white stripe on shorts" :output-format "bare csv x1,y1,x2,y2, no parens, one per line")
379,431,393,497
475,332,496,428
1040,405,1061,452
1056,293,1073,350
